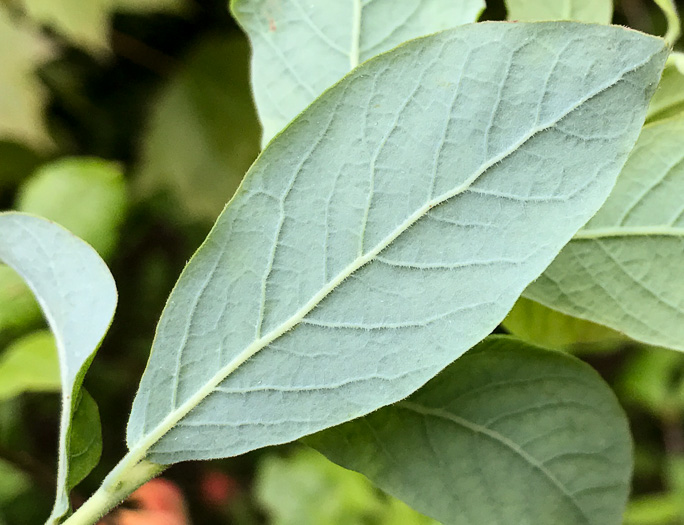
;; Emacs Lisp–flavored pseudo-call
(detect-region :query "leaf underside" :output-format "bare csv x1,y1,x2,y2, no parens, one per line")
525,115,684,352
307,336,633,525
232,0,485,145
0,212,116,523
126,22,666,464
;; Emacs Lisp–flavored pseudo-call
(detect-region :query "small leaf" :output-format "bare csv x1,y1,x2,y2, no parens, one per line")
67,389,102,490
17,157,128,258
307,336,633,525
0,5,54,149
0,212,117,523
231,0,485,145
125,23,666,464
504,0,612,23
503,296,624,350
0,266,42,342
525,115,684,352
0,330,60,400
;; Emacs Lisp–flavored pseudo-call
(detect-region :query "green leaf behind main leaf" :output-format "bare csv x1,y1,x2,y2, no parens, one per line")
126,22,666,464
0,212,116,523
525,115,684,352
307,336,633,525
231,0,485,146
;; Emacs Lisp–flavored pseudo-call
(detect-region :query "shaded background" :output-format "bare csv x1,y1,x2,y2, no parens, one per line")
1,0,683,523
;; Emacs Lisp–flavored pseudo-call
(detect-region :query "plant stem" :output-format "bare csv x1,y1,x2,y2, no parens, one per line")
60,454,165,525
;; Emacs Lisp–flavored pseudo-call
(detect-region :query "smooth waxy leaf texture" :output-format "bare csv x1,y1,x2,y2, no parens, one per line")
525,115,684,352
0,213,116,523
307,336,633,525
231,0,485,145
505,0,612,23
126,23,666,464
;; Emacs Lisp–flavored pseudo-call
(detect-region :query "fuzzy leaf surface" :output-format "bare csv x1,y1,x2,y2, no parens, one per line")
307,336,632,525
525,115,684,352
127,22,666,464
231,0,485,145
0,212,116,523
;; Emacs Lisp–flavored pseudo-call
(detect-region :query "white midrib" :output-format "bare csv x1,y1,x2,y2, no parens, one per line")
350,0,362,68
128,48,659,462
572,225,684,239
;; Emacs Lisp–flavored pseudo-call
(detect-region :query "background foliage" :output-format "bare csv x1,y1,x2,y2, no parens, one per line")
1,0,684,524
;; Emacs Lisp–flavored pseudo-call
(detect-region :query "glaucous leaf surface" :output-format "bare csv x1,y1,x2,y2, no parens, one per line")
0,330,60,400
307,336,633,525
0,5,54,149
505,0,612,23
126,23,666,464
646,60,684,123
503,297,623,350
525,115,684,352
0,213,117,523
136,35,259,222
256,448,438,525
231,0,485,145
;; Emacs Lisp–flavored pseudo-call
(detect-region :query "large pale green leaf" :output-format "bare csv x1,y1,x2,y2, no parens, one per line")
307,336,632,525
231,0,485,146
0,5,54,149
17,0,184,54
125,23,666,464
0,213,117,523
136,35,259,222
256,448,438,525
525,115,684,352
504,0,612,23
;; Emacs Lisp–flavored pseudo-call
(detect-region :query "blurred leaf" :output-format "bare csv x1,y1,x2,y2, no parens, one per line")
0,266,42,342
618,346,684,417
256,448,437,525
232,0,485,145
625,493,682,524
653,0,681,45
0,5,54,149
136,35,259,222
308,336,633,525
66,389,102,489
0,458,30,505
16,0,185,54
0,213,116,524
503,296,624,350
646,59,684,123
0,330,60,400
504,0,612,23
17,157,128,258
525,115,684,352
